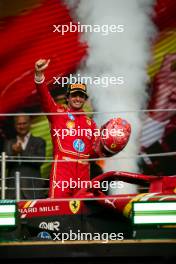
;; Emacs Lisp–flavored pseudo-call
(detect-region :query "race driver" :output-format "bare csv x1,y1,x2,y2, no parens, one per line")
35,59,97,198
35,59,131,199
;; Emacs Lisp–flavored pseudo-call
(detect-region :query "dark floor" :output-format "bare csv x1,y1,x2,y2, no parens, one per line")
0,257,175,264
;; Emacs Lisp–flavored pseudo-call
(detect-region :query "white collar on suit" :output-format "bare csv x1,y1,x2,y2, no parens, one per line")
17,132,31,151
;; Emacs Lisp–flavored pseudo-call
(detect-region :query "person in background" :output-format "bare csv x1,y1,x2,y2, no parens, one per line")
4,115,46,199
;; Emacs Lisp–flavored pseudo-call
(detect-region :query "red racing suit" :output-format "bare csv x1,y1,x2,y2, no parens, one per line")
36,81,97,198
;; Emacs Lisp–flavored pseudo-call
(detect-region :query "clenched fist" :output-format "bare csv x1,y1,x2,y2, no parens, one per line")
35,59,50,78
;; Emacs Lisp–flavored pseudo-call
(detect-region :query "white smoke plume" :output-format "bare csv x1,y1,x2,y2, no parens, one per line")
65,0,156,193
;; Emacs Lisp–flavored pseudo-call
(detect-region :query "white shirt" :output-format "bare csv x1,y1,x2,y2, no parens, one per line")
17,132,31,151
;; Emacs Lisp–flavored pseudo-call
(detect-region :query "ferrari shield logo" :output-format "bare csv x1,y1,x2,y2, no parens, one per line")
69,200,80,214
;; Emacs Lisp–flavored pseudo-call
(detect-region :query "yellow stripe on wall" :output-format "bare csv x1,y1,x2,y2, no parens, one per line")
148,29,176,78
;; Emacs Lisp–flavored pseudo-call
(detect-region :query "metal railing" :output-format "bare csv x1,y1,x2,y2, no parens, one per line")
1,150,176,200
0,152,49,200
1,152,6,199
1,109,176,201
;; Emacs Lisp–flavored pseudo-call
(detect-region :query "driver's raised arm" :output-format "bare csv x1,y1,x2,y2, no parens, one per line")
35,59,59,123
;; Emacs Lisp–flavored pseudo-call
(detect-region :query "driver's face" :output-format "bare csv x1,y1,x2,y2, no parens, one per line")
67,92,86,110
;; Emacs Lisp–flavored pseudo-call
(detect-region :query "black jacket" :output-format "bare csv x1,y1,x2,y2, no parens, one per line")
4,135,46,199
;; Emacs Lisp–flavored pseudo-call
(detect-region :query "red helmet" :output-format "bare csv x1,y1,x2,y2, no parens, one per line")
94,118,131,157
